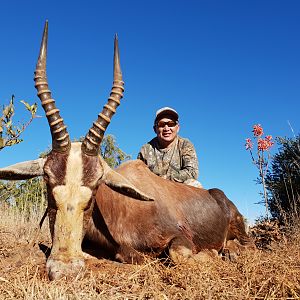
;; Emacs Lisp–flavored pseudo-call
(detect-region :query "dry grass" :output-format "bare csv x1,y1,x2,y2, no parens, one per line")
0,206,299,300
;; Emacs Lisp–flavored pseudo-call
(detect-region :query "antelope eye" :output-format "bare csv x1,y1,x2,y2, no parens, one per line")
43,173,50,183
84,198,93,211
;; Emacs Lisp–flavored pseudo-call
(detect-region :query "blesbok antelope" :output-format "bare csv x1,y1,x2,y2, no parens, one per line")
0,22,254,280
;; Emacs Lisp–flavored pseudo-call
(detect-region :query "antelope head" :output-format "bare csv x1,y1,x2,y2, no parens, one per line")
0,21,152,280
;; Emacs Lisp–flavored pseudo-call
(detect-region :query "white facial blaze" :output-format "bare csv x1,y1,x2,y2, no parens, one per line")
51,143,92,258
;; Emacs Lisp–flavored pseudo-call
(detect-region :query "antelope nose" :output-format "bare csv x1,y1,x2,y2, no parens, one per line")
46,257,85,281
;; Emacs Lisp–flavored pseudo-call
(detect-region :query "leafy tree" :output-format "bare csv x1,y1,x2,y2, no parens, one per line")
0,177,46,214
265,135,300,224
0,95,38,151
100,134,131,168
74,134,131,168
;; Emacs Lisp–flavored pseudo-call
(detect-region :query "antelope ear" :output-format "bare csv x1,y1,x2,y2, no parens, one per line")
102,168,154,201
0,158,46,180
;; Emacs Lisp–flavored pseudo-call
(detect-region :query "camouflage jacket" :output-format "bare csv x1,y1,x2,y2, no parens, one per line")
137,136,199,182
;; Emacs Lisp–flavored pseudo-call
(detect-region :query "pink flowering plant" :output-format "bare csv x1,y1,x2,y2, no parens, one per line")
245,124,275,219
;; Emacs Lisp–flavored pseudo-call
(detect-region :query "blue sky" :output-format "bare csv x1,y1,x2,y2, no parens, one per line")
0,1,299,223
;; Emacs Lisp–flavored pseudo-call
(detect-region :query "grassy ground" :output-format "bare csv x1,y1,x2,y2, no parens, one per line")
0,205,299,300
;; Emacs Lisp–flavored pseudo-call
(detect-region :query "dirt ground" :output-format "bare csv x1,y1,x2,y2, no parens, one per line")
0,208,299,299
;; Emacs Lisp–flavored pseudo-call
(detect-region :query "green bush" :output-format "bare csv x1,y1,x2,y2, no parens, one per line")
265,135,300,225
0,95,37,151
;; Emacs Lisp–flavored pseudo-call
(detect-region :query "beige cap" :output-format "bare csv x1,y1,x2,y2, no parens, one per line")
155,107,179,123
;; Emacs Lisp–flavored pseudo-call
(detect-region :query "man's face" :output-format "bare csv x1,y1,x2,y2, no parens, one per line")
154,115,180,148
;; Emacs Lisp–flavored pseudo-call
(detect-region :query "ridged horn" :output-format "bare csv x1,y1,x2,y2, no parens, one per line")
34,21,70,153
82,34,124,156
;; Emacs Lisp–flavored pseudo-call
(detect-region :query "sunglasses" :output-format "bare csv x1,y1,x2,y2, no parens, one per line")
156,120,178,128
